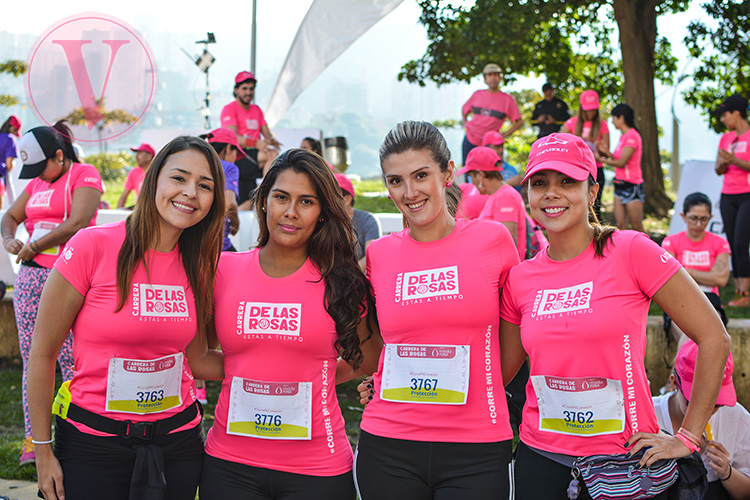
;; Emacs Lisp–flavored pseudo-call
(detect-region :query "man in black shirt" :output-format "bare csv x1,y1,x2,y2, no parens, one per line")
530,83,570,138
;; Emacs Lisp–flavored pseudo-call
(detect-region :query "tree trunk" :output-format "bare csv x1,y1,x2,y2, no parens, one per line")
612,0,673,218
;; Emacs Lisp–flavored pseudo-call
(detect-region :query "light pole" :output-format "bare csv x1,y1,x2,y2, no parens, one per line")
671,74,689,192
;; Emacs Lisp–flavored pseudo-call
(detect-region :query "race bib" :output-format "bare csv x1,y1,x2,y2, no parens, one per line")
105,353,183,414
227,378,312,440
31,221,60,255
380,344,469,405
532,375,625,436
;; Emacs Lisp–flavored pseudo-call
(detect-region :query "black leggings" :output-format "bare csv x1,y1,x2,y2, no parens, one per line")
720,192,750,278
354,430,512,500
199,454,356,500
514,441,671,500
54,417,204,500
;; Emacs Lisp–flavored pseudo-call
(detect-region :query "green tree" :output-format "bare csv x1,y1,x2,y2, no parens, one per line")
400,0,688,217
683,0,750,132
63,98,138,153
0,59,28,107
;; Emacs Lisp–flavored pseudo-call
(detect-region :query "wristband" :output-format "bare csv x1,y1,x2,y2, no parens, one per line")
31,438,54,445
722,465,732,481
675,433,700,453
678,427,702,447
30,240,41,253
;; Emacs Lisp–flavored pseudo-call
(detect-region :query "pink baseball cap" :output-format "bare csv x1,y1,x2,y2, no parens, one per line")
522,133,597,183
456,147,503,175
9,115,21,136
130,143,156,156
234,71,256,86
482,131,505,147
334,173,355,198
675,339,736,407
580,90,600,111
207,128,248,158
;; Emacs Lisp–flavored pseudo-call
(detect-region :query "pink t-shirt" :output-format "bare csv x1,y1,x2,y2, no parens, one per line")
361,218,519,443
662,231,730,295
24,162,102,268
500,231,681,456
220,101,267,146
205,249,353,476
613,128,643,184
456,183,487,220
718,129,750,194
54,221,201,435
563,117,610,169
479,184,527,260
124,166,146,197
462,90,522,146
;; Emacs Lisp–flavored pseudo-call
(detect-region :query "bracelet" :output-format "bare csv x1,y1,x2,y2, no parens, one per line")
675,433,700,453
678,427,702,447
30,240,41,253
722,464,733,481
31,438,54,445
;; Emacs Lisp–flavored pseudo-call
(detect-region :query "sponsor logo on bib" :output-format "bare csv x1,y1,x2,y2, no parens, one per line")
28,189,54,208
532,281,593,318
396,266,460,304
682,250,710,267
237,302,302,336
131,284,189,318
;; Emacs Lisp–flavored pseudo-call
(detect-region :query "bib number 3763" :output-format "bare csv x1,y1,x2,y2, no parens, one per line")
105,353,184,414
380,344,469,405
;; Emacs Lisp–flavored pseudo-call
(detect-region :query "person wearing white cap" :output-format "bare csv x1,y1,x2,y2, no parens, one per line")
653,340,750,499
1,121,102,466
460,63,523,164
499,133,731,499
221,71,281,206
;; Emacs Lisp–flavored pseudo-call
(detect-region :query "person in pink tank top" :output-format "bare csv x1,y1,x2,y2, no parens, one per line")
1,121,102,467
26,136,227,500
198,149,381,500
500,133,731,499
355,121,519,500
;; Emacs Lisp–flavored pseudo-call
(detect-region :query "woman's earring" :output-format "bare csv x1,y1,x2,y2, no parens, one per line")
261,206,266,212
387,194,392,199
319,217,324,222
446,182,452,187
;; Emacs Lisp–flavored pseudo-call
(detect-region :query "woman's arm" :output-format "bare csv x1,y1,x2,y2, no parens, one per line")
499,319,527,387
559,125,572,134
601,146,635,168
27,270,85,500
336,312,383,385
185,320,225,381
718,149,750,172
30,186,100,254
629,269,731,466
689,253,730,288
1,190,30,256
716,150,730,175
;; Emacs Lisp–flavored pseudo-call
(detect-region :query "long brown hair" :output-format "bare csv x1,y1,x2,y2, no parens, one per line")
575,107,601,144
254,149,373,369
115,136,226,329
587,176,616,257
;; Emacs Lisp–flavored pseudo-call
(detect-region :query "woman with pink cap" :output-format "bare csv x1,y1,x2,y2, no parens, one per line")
560,91,610,220
500,133,731,499
652,340,750,499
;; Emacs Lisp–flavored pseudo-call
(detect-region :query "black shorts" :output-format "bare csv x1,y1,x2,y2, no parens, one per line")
354,430,512,500
199,454,355,500
614,179,646,204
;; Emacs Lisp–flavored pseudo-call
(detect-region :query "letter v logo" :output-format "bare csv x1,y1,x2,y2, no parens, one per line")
51,39,130,130
26,13,157,144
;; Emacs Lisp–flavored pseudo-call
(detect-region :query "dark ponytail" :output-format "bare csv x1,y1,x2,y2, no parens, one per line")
611,104,637,132
588,176,616,257
52,120,81,163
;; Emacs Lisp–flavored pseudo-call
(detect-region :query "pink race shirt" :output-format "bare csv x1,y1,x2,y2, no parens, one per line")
501,231,681,456
462,90,522,146
563,117,610,169
205,249,353,476
220,101,267,146
54,221,201,435
479,184,527,260
361,218,519,443
456,183,487,220
662,231,730,295
613,128,643,184
24,162,102,268
124,166,146,197
718,129,750,194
